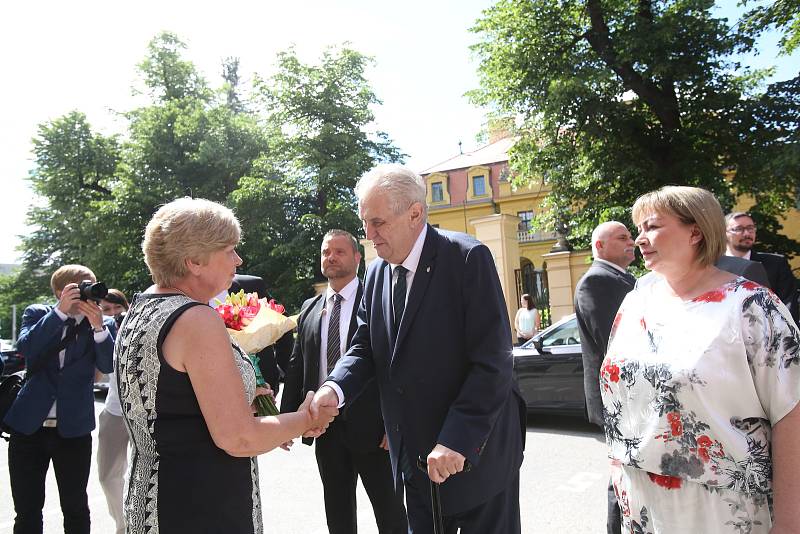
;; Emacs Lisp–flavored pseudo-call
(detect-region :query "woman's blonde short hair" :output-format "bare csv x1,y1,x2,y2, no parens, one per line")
142,198,241,287
632,186,726,267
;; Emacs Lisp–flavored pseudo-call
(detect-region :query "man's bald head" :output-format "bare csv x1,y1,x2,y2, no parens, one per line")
591,221,636,269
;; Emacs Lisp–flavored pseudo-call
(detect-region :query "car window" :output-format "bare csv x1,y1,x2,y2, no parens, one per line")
541,319,581,347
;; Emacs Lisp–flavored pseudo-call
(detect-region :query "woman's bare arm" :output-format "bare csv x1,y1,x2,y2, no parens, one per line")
163,305,336,457
771,402,800,533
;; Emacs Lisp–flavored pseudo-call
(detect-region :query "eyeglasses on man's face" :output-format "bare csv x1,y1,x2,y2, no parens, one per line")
727,225,756,234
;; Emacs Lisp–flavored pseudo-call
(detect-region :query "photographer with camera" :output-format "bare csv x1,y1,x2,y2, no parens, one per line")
3,265,116,534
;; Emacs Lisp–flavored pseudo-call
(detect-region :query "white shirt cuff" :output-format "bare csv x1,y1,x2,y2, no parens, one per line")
93,329,109,343
321,381,345,408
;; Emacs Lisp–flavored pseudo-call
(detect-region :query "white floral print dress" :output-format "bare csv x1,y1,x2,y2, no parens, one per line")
601,276,800,533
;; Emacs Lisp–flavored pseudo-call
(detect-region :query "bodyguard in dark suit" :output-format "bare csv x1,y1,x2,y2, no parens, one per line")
573,221,635,534
311,165,525,534
725,212,798,322
281,229,406,534
4,265,115,534
228,273,293,395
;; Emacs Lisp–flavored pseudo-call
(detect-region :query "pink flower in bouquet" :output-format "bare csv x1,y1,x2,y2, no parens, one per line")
266,299,285,315
214,290,263,331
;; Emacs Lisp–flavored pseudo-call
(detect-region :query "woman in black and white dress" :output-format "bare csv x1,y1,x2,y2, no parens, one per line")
116,198,336,533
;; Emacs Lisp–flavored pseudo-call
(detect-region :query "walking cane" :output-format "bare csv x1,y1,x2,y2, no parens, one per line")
416,455,473,533
416,457,445,534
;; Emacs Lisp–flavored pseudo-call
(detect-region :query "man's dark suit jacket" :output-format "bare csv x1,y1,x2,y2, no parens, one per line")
750,251,798,321
328,225,526,515
574,261,635,427
4,304,115,437
229,274,293,390
281,282,385,451
716,255,770,287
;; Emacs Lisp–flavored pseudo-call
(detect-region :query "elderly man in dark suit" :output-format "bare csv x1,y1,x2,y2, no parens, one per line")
281,229,406,534
310,164,526,533
574,221,636,534
725,212,798,322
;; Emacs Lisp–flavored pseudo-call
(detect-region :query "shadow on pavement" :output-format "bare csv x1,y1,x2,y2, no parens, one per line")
525,413,605,442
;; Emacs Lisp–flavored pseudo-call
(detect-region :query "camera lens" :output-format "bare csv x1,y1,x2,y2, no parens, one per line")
78,281,108,302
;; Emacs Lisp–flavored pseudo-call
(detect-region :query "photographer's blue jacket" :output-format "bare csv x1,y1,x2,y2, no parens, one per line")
4,304,115,437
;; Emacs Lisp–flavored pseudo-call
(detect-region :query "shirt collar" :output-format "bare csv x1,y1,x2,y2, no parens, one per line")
725,249,752,260
389,225,428,275
325,276,359,302
595,258,628,274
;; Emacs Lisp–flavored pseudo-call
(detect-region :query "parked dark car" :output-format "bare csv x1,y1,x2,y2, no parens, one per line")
512,313,586,418
1,341,25,376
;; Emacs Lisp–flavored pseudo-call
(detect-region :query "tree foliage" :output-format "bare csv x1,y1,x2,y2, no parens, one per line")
742,0,800,54
471,0,799,255
232,45,404,305
5,33,400,333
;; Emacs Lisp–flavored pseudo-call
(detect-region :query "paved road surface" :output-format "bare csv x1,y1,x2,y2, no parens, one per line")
0,398,610,533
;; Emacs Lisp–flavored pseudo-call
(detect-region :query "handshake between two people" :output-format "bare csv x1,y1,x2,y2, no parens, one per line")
276,386,340,451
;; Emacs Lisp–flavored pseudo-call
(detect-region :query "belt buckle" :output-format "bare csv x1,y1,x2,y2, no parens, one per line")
42,419,57,428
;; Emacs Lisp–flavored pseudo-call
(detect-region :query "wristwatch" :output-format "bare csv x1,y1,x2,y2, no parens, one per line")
93,326,105,333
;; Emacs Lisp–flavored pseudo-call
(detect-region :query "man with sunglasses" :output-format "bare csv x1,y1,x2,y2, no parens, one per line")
725,212,798,322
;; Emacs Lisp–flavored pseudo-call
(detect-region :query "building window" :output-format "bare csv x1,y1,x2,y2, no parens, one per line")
472,175,486,196
431,182,444,203
517,210,533,232
425,172,450,205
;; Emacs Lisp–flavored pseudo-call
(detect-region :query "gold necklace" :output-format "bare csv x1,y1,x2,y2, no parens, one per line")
163,286,194,300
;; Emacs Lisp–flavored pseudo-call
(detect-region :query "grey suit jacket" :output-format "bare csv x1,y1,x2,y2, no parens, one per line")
574,261,635,426
716,255,770,288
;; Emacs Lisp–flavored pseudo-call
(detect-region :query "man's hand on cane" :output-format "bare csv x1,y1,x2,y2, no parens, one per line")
427,443,466,483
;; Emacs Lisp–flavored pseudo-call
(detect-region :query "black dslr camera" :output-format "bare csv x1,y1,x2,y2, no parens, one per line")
78,280,108,303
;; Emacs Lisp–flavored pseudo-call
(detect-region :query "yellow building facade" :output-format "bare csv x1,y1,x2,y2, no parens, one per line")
419,135,800,335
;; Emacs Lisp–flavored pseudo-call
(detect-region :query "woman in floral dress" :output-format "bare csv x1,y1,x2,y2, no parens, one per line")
601,186,800,533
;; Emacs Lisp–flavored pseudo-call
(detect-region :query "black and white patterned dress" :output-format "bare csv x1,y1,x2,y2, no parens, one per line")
116,293,262,534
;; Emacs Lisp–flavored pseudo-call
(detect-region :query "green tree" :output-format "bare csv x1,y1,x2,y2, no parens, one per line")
105,32,270,294
16,111,120,297
471,0,799,255
742,0,800,54
17,33,270,299
231,46,404,307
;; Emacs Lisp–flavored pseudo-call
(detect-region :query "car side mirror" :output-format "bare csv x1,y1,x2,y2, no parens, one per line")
533,338,543,351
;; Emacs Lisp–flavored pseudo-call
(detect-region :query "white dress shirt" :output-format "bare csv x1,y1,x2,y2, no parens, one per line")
318,276,360,387
389,224,428,306
50,307,109,418
595,257,628,274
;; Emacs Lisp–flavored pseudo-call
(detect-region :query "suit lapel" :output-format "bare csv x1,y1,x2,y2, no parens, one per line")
392,226,439,361
306,295,325,381
346,283,364,345
381,261,394,346
595,261,634,289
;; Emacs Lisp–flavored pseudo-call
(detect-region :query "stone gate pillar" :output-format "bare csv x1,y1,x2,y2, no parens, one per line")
471,213,521,342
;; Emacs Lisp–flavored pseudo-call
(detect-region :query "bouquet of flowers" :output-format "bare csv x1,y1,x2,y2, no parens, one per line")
214,290,297,417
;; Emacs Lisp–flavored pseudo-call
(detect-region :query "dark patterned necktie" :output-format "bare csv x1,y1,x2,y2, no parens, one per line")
326,293,342,373
393,265,408,333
